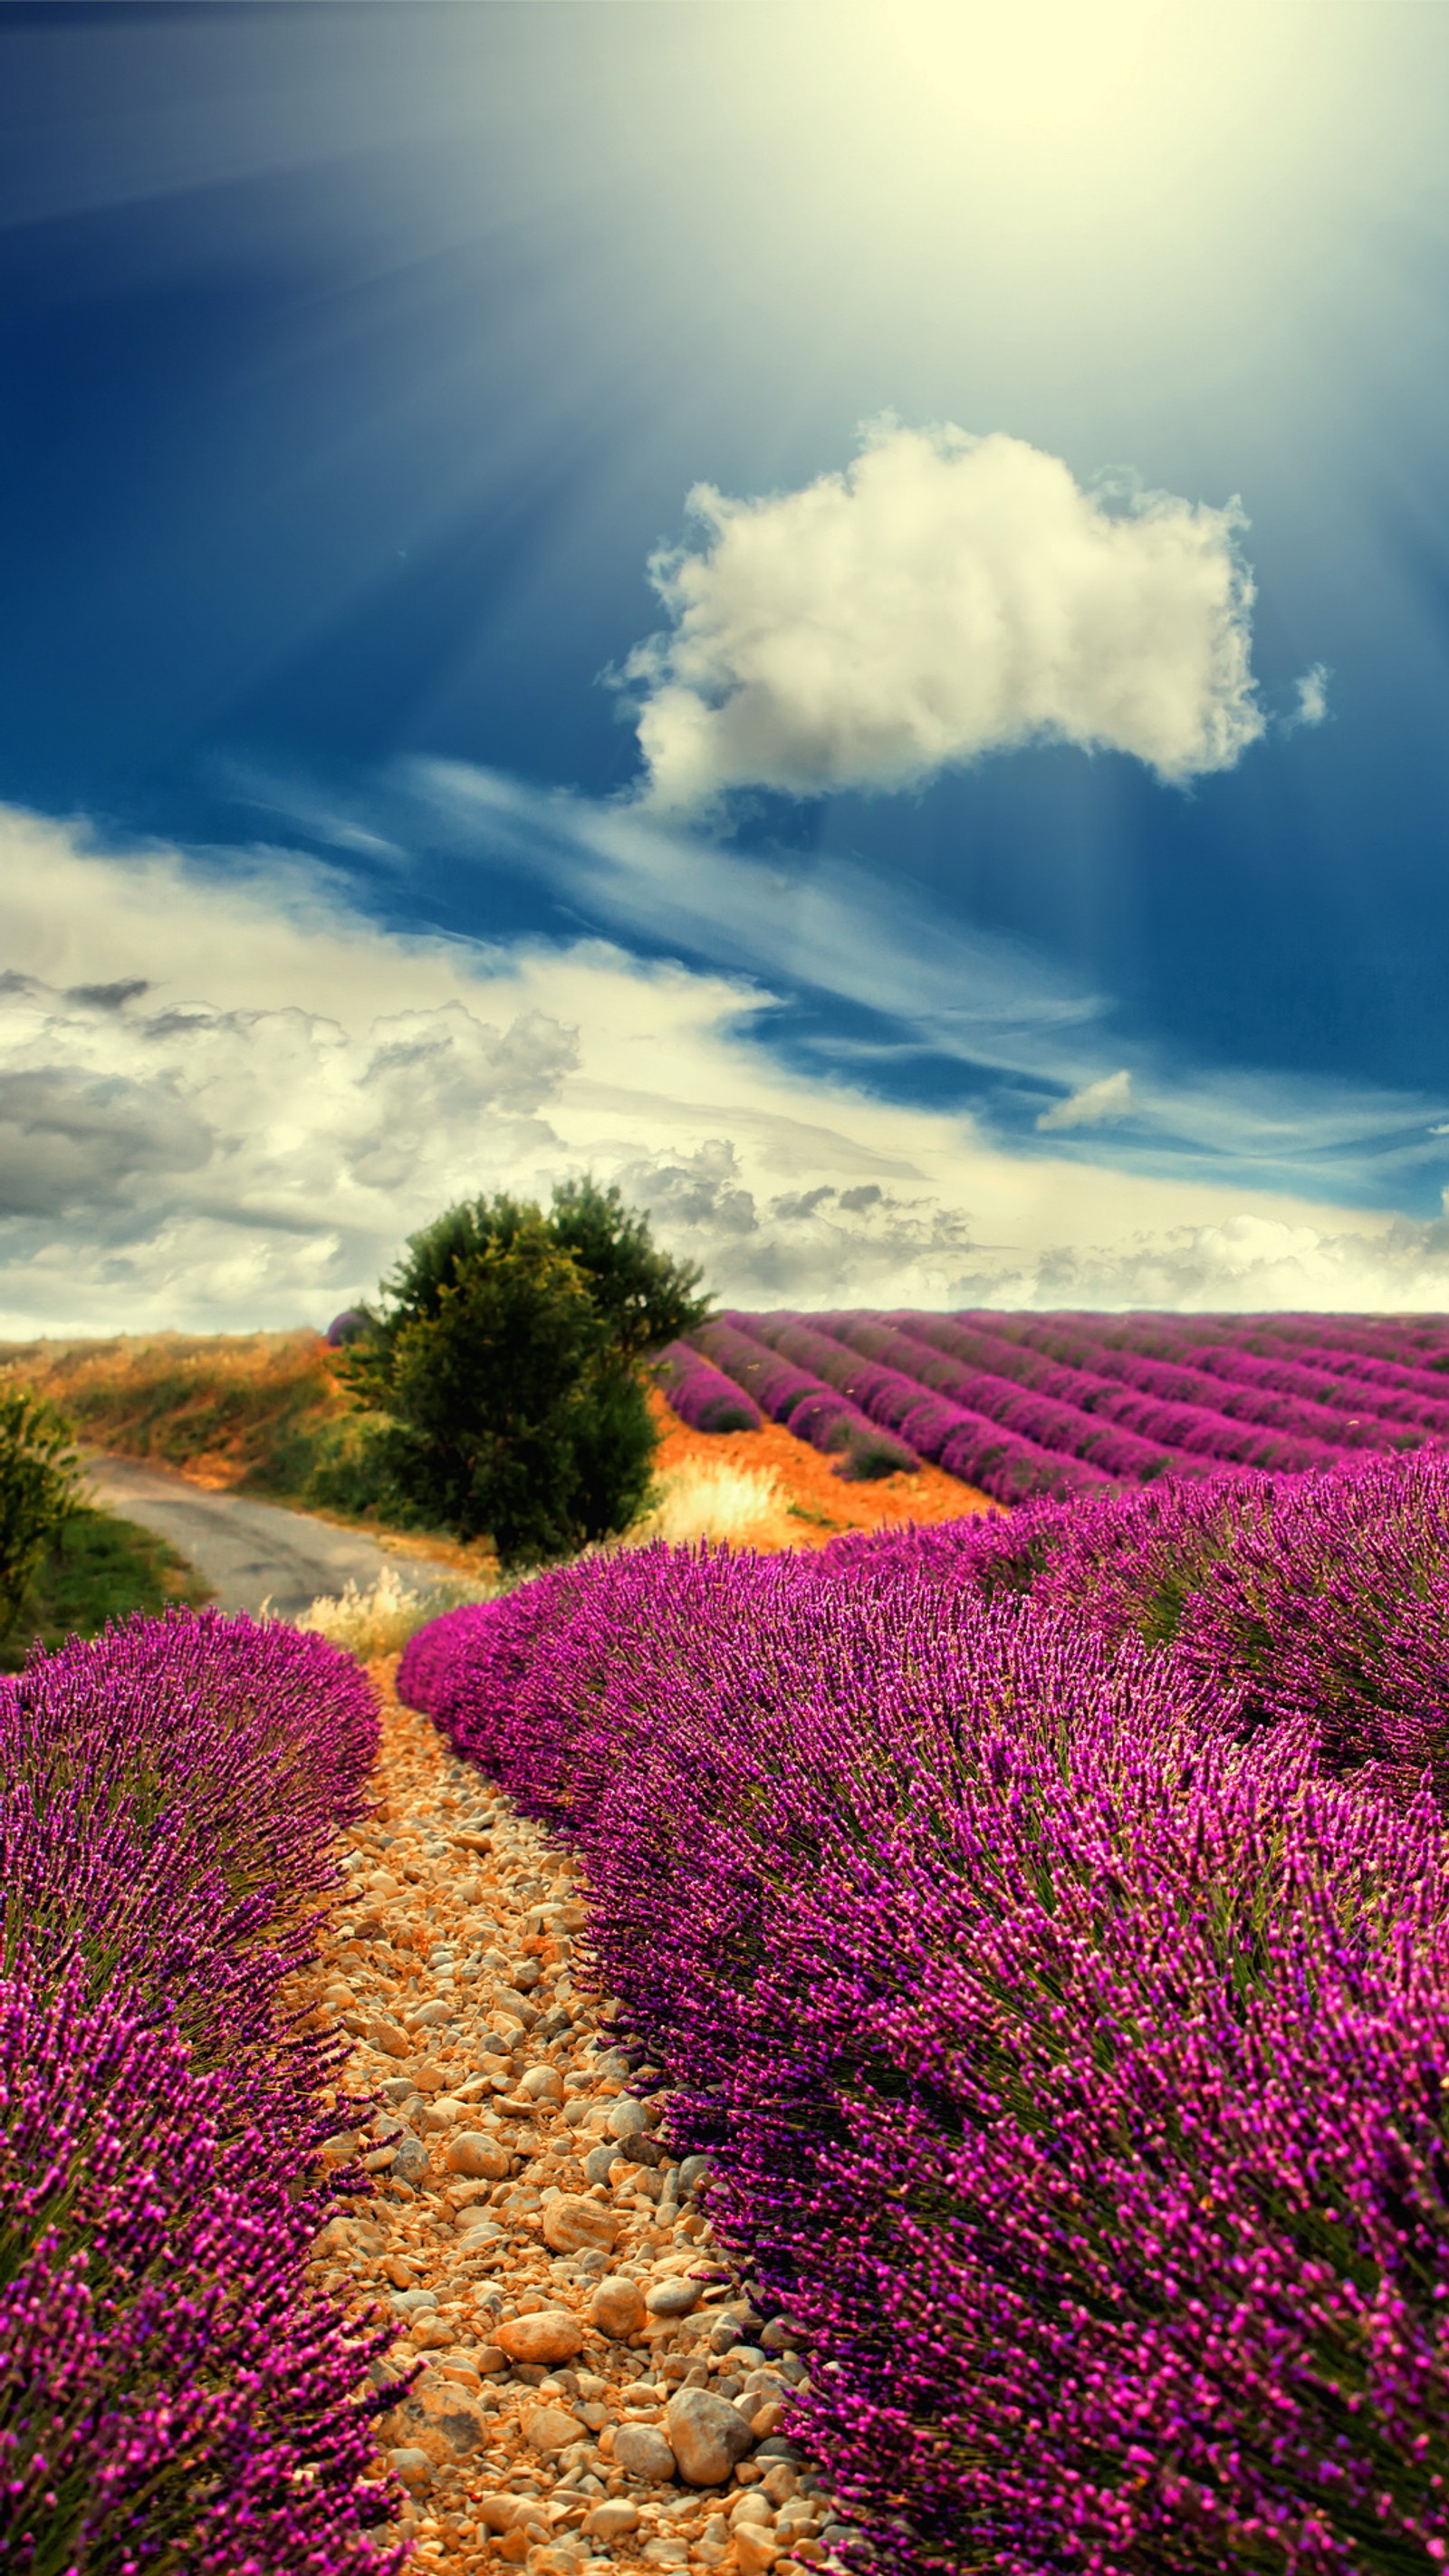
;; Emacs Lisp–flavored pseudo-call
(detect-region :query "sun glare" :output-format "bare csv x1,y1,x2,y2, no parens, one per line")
887,2,1172,149
734,1,1380,246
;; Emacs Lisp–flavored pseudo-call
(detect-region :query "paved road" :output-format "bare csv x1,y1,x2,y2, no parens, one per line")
82,1453,469,1620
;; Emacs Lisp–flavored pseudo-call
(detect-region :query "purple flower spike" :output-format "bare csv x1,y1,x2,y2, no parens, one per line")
0,1608,405,2574
399,1447,1449,2573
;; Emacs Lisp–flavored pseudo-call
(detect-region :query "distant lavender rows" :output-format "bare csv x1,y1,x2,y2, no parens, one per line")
0,1611,402,2575
651,1310,1449,1502
402,1448,1449,2574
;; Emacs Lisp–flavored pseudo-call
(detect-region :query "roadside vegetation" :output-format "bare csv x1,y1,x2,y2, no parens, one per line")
0,1380,213,1667
0,1325,362,1495
0,1384,82,1632
4,1505,212,1669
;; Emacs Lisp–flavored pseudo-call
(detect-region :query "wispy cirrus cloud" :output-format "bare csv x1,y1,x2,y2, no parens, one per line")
1037,1068,1134,1131
410,752,1105,1068
8,793,1449,1335
400,755,1449,1203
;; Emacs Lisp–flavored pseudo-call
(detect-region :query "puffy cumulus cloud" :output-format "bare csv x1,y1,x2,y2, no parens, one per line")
609,1140,982,1305
622,423,1265,812
1036,1067,1133,1131
0,947,578,1330
588,1139,1449,1318
0,1063,211,1218
606,1134,1408,1324
1005,1209,1449,1314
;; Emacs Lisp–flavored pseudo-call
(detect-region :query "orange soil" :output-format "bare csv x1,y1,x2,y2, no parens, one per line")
648,1389,995,1543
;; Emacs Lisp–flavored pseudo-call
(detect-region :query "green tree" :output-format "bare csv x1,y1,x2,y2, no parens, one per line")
345,1183,708,1567
546,1177,709,1360
0,1387,83,1639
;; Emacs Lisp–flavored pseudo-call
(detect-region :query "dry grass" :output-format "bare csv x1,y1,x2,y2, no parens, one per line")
0,1331,349,1490
629,1455,795,1550
645,1387,995,1543
281,1565,497,1661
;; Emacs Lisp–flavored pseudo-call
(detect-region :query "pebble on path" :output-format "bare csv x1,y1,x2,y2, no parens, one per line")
302,1662,838,2576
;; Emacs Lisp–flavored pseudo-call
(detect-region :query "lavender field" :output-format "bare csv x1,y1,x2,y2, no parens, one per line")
656,1311,1449,1503
402,1447,1449,2576
18,1312,1449,2575
0,1610,403,2573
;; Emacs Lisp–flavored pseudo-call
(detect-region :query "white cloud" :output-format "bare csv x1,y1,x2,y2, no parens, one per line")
1036,1067,1133,1131
1290,662,1330,728
620,422,1266,812
413,755,1106,1067
5,803,1449,1334
409,760,1449,1197
1015,1210,1449,1313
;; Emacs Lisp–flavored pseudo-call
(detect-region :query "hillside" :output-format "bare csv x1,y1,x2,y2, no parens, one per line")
0,1327,355,1491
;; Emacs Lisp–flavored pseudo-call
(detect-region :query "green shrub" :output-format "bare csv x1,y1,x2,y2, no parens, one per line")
267,1408,408,1522
566,1357,660,1543
3,1505,211,1668
0,1387,83,1638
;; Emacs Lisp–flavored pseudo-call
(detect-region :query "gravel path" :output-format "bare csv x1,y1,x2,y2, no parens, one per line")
305,1666,833,2576
80,1453,467,1619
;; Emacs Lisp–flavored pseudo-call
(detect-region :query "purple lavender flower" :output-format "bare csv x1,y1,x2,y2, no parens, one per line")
0,1609,404,2574
399,1452,1449,2572
688,1319,918,1477
653,1339,765,1433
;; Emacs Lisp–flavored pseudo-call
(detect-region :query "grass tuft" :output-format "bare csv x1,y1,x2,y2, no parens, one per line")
629,1456,793,1549
279,1563,497,1661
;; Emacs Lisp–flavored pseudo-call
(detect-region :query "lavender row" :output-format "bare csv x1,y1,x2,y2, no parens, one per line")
0,1610,401,2575
951,1308,1444,1444
1039,1308,1449,1371
677,1306,1449,1496
812,1310,1354,1478
690,1318,919,1479
651,1338,765,1433
682,1311,1429,1497
744,1309,1188,1485
1003,1310,1449,1432
709,1312,1108,1504
1254,1313,1449,1382
1181,1332,1449,1426
1119,1309,1449,1379
925,1310,1423,1456
400,1452,1449,2573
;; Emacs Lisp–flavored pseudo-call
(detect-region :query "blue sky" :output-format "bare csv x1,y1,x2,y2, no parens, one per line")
5,2,1449,1329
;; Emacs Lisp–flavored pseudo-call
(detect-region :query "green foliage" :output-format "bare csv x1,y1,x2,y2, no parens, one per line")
0,1331,355,1497
546,1177,710,1359
264,1407,407,1522
566,1359,660,1542
344,1180,707,1567
1,1506,212,1669
0,1387,83,1638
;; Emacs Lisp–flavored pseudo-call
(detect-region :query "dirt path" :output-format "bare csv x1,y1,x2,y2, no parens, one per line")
80,1454,469,1618
309,1666,830,2576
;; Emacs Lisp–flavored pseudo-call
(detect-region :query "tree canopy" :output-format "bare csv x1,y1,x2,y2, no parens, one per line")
343,1180,710,1567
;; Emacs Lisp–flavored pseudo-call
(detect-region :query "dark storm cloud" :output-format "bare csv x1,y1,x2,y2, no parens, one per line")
0,1066,212,1220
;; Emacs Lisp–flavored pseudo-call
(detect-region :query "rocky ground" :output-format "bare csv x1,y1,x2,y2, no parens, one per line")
308,1666,840,2576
